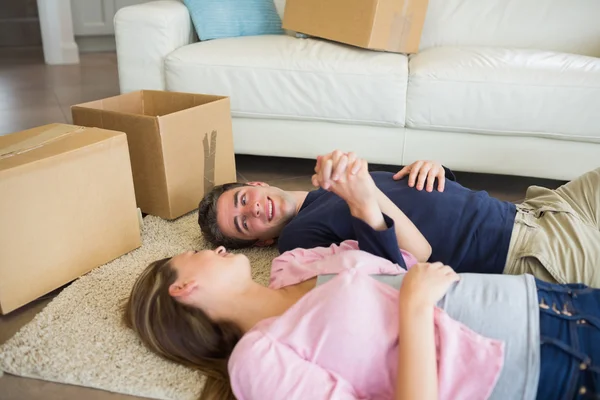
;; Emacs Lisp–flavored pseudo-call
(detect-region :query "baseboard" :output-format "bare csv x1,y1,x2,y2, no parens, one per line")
75,35,116,53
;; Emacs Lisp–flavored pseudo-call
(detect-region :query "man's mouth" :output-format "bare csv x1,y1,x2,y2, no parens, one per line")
267,197,274,222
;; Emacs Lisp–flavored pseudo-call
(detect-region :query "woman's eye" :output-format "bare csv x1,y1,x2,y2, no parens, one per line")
242,195,247,206
243,218,248,230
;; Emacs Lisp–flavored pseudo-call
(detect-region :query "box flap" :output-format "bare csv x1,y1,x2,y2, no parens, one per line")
143,90,228,117
74,91,145,115
0,123,124,172
0,124,84,159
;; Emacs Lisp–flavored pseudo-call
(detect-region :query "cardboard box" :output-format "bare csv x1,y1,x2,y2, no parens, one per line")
0,123,141,314
283,0,429,54
72,90,237,220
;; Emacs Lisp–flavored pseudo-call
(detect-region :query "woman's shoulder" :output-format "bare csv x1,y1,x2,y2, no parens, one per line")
229,319,275,373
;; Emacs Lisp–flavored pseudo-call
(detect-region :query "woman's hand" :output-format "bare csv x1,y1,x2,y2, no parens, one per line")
312,150,377,208
399,262,459,309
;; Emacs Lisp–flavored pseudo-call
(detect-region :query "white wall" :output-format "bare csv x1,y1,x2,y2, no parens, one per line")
70,0,150,52
71,0,150,36
37,0,79,64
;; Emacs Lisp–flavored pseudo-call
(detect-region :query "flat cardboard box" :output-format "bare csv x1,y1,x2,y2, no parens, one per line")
283,0,429,54
0,123,141,314
72,90,237,220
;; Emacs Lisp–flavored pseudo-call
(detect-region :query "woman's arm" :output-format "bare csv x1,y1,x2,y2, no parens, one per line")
395,263,460,400
345,182,410,269
313,151,431,262
351,196,438,399
347,195,386,231
374,188,432,262
396,301,437,400
339,159,429,264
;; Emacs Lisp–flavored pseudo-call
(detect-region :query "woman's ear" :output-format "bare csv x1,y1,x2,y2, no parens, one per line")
169,280,198,298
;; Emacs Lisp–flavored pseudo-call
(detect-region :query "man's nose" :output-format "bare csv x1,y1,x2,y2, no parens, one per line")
244,202,261,218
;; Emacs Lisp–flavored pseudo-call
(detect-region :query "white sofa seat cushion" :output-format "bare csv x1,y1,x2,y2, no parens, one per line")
406,47,600,142
165,35,408,126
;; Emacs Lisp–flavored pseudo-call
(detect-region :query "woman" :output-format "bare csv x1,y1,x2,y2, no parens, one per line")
124,156,600,400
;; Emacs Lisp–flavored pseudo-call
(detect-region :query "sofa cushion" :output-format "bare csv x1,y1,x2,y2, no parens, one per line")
165,35,408,126
406,47,600,142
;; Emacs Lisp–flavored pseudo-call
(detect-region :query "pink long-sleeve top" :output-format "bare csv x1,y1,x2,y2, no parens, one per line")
228,240,505,400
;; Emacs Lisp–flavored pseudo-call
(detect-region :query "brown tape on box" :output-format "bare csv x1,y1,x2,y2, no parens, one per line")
0,125,85,159
203,130,217,194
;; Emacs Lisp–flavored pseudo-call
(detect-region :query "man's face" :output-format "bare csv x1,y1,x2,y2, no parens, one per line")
215,183,297,244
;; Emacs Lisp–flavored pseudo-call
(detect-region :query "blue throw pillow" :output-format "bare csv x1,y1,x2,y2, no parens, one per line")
183,0,284,41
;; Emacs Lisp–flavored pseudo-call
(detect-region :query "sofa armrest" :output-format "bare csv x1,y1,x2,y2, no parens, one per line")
115,0,194,93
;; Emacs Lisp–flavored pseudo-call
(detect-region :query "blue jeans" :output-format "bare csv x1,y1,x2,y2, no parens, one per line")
536,279,600,399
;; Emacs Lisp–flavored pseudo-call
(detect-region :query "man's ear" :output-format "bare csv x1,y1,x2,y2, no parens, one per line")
255,238,275,247
247,181,269,187
168,280,198,298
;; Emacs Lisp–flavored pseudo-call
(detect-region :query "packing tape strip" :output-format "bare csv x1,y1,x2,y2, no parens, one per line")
0,124,85,160
203,130,217,194
388,12,412,52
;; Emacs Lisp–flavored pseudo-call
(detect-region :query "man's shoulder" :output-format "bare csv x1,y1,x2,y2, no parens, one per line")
278,203,349,253
277,214,328,253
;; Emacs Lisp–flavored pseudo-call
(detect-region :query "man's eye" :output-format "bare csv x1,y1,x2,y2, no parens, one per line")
241,195,247,206
243,218,248,230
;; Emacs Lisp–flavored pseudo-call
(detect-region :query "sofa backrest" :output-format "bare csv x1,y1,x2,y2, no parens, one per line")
420,0,600,56
274,0,600,57
273,0,286,19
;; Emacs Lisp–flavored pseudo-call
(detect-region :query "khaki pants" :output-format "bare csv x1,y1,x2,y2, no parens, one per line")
504,168,600,287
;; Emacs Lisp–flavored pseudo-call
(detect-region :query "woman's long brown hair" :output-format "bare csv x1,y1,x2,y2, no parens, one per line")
123,257,243,400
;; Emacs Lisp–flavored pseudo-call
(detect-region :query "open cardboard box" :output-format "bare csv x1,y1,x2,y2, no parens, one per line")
72,90,237,220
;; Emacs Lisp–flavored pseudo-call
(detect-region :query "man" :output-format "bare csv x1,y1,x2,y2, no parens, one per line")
199,150,600,287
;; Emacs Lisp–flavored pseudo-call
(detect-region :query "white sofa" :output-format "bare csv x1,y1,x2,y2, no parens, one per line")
114,0,600,180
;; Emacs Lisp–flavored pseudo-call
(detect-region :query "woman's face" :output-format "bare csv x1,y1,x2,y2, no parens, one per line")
168,247,251,310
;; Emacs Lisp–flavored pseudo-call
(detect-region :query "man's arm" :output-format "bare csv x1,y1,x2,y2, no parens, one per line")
313,151,430,264
374,188,432,262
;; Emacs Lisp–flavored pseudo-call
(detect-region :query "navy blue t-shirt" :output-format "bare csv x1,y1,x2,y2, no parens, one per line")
278,171,517,275
350,213,408,270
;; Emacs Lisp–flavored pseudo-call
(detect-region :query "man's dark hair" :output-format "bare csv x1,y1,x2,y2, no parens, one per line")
198,182,258,249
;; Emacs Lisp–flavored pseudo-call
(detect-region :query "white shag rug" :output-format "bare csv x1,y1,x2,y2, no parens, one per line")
0,212,278,400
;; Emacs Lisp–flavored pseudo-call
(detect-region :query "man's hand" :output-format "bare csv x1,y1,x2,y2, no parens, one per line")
393,161,446,192
313,151,433,260
312,150,377,208
312,150,361,190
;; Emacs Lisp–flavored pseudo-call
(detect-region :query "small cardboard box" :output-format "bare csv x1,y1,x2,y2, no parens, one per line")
283,0,429,54
72,90,237,220
0,123,141,314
